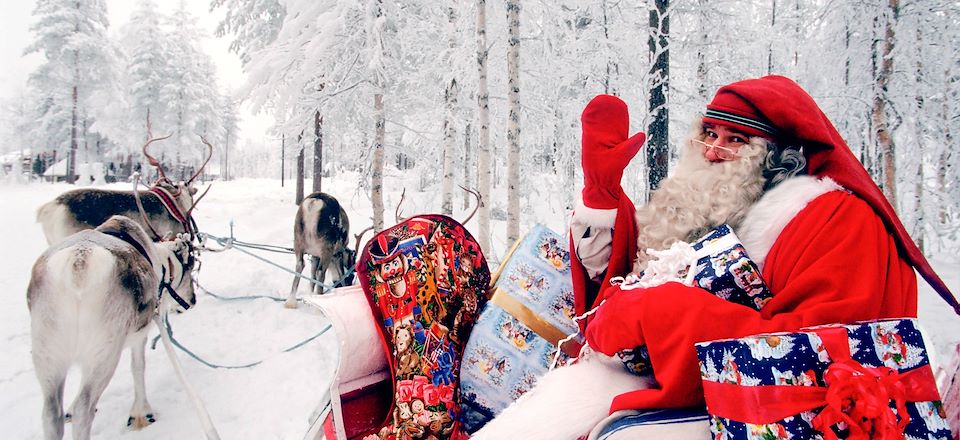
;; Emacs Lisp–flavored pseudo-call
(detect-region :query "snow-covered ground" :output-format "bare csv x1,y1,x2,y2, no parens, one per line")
1,175,958,439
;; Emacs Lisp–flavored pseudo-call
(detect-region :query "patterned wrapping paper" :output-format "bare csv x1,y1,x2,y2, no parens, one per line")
619,224,774,375
690,224,773,310
458,224,580,433
695,318,953,440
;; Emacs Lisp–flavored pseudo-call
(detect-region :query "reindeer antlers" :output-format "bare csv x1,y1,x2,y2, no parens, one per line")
458,185,482,225
395,188,409,223
142,134,174,182
188,136,215,185
142,131,215,186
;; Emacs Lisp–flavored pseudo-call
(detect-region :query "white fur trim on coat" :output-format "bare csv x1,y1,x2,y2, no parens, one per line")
738,176,843,270
573,198,619,229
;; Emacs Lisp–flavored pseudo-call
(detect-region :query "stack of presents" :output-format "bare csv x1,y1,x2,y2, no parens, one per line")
307,215,955,440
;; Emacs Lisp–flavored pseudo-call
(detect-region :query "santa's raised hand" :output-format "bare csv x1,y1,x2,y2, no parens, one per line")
580,95,647,209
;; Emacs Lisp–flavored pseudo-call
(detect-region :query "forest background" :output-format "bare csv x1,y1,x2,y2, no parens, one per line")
0,0,957,262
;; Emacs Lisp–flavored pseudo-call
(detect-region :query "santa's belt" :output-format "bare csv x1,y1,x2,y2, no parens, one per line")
489,287,582,358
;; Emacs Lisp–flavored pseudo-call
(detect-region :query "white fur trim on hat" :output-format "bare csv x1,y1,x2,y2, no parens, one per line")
738,176,843,270
573,198,619,229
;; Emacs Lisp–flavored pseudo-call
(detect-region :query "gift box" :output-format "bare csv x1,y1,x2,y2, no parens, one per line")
695,318,953,439
458,224,580,433
619,224,774,376
690,224,773,310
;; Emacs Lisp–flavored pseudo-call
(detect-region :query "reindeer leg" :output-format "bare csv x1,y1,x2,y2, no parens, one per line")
311,256,323,295
127,330,155,430
73,341,125,440
287,252,306,309
33,354,67,440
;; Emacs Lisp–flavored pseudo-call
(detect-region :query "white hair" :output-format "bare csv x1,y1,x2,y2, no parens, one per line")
632,124,768,273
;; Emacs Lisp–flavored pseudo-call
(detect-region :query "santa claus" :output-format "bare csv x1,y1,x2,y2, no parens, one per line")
473,76,958,439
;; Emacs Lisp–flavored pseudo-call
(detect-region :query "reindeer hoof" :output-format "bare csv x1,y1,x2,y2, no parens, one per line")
127,413,156,430
284,300,299,309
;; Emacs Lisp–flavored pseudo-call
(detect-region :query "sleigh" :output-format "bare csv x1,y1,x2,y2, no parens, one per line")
301,218,960,440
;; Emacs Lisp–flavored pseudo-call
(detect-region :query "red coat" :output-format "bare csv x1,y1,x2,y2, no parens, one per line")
584,187,918,412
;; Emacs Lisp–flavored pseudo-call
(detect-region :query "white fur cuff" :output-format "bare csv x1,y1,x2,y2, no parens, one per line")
573,198,619,229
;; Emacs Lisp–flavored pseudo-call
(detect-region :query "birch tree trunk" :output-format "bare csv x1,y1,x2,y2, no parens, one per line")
872,0,898,208
463,123,472,210
441,7,458,215
506,0,521,244
646,0,670,193
939,71,952,228
296,131,305,205
369,0,387,231
313,110,323,193
696,0,709,99
912,28,925,252
372,92,385,231
768,0,776,74
476,0,492,253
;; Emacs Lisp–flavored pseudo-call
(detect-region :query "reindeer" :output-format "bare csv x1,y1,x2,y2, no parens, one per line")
27,215,197,440
36,135,213,246
286,192,356,309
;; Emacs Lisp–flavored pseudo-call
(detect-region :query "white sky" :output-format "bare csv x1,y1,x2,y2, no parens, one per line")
0,0,273,146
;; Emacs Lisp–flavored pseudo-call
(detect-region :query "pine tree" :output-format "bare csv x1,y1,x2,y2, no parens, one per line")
24,0,118,183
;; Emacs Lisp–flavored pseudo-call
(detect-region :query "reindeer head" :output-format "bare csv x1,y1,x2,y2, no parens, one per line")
154,234,198,313
140,134,215,241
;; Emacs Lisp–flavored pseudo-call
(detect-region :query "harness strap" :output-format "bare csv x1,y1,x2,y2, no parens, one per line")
160,262,193,311
103,229,153,266
150,186,193,235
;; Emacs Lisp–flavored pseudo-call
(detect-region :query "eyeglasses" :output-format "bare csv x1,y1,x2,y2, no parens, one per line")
691,138,740,161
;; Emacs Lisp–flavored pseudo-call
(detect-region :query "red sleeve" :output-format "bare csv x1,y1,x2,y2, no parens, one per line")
585,191,918,412
570,192,638,331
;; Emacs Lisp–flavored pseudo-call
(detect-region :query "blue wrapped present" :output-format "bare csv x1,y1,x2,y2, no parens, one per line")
459,224,580,433
695,318,952,439
690,224,773,310
619,224,773,375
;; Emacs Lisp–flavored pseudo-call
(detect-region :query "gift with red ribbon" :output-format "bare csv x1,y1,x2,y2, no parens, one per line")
696,318,953,439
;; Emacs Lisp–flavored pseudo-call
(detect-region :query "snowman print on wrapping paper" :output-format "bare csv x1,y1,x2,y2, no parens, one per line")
536,235,570,272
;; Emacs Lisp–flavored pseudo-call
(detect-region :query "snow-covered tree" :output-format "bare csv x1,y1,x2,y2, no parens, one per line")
24,0,120,183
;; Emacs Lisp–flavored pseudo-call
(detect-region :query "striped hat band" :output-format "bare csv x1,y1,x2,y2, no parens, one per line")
704,108,779,137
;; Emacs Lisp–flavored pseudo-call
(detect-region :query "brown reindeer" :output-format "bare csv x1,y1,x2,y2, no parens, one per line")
286,192,356,308
36,135,213,245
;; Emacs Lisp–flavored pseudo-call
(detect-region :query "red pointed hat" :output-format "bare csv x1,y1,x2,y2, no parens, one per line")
704,75,958,314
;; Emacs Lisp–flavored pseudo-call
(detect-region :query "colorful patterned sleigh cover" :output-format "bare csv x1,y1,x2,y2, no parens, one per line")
357,215,490,440
458,224,580,433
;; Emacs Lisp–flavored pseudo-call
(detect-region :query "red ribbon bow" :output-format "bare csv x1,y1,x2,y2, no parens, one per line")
701,326,940,438
812,359,912,439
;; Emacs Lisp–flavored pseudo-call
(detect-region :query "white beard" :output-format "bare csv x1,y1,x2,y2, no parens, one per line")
633,136,768,273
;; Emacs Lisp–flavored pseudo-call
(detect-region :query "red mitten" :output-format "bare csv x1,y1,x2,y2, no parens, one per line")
581,95,646,209
584,286,647,355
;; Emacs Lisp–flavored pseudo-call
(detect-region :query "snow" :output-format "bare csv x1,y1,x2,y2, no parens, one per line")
1,175,959,439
